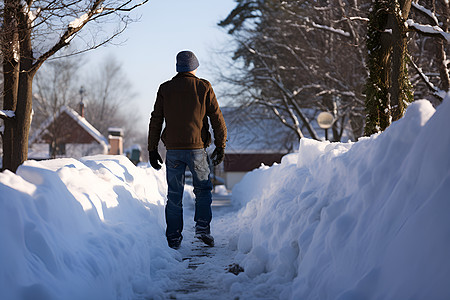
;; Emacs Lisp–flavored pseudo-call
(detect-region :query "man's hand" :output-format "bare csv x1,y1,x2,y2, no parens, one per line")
210,147,224,166
149,150,163,170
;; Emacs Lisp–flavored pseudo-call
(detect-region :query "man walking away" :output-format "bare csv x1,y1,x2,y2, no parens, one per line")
148,50,227,249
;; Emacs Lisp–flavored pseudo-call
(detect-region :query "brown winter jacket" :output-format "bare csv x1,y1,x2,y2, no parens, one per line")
148,72,227,150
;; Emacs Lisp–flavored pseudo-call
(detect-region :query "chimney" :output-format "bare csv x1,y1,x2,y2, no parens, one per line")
108,127,124,155
79,101,86,118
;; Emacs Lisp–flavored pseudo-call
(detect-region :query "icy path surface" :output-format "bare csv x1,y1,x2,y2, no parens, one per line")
163,201,241,300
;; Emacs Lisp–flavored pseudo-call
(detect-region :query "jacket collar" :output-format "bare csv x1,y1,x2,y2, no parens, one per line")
173,72,198,79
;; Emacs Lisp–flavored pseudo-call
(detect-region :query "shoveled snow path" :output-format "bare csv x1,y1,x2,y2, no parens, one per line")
162,200,239,300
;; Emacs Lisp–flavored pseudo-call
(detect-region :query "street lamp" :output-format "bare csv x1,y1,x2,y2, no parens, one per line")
317,111,334,141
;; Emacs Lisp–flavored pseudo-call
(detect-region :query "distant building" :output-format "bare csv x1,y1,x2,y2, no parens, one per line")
217,106,296,189
29,105,114,160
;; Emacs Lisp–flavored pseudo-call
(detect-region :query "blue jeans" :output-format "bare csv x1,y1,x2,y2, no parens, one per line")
165,149,213,239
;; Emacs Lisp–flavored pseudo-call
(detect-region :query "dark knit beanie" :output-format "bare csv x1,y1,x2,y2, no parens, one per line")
176,51,199,72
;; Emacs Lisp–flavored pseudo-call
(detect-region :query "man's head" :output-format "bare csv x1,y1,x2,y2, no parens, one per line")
176,50,199,73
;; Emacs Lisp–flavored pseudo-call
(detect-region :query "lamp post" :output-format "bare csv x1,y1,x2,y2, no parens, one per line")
317,112,334,141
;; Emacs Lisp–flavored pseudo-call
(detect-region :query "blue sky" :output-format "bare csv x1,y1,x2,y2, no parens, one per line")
85,0,237,129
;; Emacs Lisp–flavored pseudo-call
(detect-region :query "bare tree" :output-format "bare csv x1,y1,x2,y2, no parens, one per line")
84,56,134,133
83,56,140,148
220,0,449,141
408,0,450,103
33,53,82,126
219,0,370,142
0,0,147,172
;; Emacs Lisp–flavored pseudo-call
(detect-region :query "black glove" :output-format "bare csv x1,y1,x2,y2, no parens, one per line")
210,147,224,166
149,150,163,170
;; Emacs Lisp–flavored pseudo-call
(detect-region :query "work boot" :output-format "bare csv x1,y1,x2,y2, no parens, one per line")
167,235,183,249
195,225,214,247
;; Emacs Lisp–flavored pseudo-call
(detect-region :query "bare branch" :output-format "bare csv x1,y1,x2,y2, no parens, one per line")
90,0,148,20
406,19,450,42
346,16,369,22
311,21,351,37
220,0,368,141
255,100,302,136
47,25,127,60
106,0,148,12
411,2,439,26
31,0,147,74
31,0,104,74
408,54,444,102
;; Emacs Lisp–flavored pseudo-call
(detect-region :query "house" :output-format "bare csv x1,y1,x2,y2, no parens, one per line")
29,104,112,160
216,106,297,189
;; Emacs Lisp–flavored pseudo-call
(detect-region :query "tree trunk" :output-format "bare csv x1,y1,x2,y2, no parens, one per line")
349,113,364,141
365,0,413,135
13,73,34,171
2,5,35,172
10,11,36,172
365,0,391,135
2,59,19,171
436,1,450,93
1,0,19,172
391,0,413,121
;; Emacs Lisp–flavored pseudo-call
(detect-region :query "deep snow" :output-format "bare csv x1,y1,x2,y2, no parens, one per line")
1,97,449,300
227,98,450,299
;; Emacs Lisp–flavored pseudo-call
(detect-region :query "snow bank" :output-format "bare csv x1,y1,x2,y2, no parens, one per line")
228,98,450,299
0,155,185,300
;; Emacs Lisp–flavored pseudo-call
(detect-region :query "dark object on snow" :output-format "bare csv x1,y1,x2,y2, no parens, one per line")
129,148,141,165
227,263,244,275
211,147,224,166
195,233,215,247
167,235,183,249
195,225,215,247
149,150,162,170
176,50,199,72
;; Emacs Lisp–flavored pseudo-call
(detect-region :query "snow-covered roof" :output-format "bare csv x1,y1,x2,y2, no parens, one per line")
29,106,108,147
220,106,297,154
